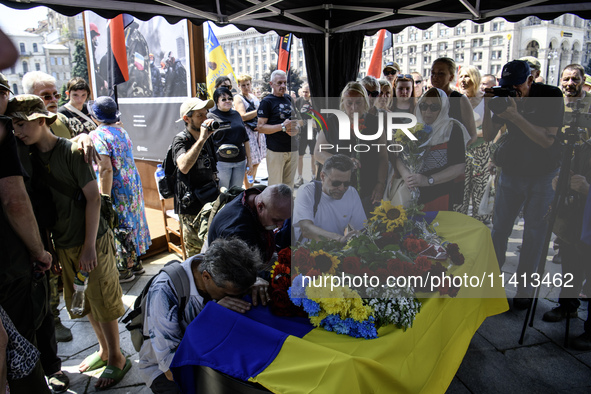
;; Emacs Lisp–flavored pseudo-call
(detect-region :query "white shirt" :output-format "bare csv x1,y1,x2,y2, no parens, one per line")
293,182,367,243
138,259,205,387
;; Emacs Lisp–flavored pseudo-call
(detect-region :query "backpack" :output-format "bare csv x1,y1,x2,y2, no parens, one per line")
122,259,191,352
157,144,176,199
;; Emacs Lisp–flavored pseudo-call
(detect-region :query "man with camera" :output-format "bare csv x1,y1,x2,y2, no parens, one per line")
483,60,564,309
173,97,219,257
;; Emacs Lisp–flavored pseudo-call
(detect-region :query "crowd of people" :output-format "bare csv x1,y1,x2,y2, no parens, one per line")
1,47,591,393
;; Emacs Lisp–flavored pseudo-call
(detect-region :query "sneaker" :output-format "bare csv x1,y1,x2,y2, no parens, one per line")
132,261,145,275
54,321,73,343
294,176,304,187
542,306,578,322
119,270,136,283
571,332,591,351
512,297,532,310
48,371,70,393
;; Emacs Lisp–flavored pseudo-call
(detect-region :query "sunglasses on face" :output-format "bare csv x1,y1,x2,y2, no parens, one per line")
41,93,61,101
331,180,351,188
219,97,232,102
414,80,423,84
366,90,380,97
419,102,442,112
384,70,398,76
397,74,414,81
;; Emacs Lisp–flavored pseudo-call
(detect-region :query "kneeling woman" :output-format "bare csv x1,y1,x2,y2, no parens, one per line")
397,87,470,211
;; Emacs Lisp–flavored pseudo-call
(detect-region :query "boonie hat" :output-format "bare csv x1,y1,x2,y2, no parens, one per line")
0,73,12,93
176,97,214,122
5,94,57,125
499,60,531,87
88,96,121,123
518,56,541,71
383,62,401,73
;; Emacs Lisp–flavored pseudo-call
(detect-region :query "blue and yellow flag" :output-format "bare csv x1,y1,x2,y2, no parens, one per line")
205,23,235,98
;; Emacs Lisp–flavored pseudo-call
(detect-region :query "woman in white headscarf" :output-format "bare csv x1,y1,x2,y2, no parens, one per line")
396,87,470,211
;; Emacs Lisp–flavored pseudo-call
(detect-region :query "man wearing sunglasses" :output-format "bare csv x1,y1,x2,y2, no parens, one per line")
293,154,366,243
383,62,401,86
411,72,425,98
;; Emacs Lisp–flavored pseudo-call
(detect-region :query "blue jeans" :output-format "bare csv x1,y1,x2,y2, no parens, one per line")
491,170,557,294
217,159,247,190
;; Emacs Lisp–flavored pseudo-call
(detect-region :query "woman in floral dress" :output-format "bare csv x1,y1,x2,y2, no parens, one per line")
89,96,151,282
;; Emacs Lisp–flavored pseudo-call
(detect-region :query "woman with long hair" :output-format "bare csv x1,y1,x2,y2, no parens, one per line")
457,66,492,222
396,88,470,211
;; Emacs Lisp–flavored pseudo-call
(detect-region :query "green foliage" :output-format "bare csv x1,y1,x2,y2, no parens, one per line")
71,40,89,82
58,84,68,107
261,65,304,96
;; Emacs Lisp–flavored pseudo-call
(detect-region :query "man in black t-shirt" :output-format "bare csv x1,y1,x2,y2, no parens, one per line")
483,60,565,309
173,97,218,257
257,70,300,188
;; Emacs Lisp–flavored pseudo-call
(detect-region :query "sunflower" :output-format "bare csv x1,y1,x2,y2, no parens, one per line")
371,200,407,232
310,250,340,275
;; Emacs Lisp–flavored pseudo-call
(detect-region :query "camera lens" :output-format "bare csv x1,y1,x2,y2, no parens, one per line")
489,97,510,115
207,121,220,131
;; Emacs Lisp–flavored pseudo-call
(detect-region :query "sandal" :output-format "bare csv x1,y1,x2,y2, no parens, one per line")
79,351,108,372
96,358,132,390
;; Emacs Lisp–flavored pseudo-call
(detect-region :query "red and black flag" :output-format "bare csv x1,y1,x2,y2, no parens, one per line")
275,34,292,72
106,14,133,96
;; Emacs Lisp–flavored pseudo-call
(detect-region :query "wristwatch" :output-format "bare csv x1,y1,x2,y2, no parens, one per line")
428,176,434,185
281,123,286,132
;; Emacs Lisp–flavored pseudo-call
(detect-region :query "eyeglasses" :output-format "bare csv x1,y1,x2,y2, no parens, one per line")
414,80,423,84
219,97,232,102
396,74,414,81
366,90,380,97
383,70,398,76
331,180,351,188
41,93,61,101
419,102,442,112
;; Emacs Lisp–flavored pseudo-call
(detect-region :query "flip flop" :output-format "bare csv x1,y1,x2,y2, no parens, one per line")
79,351,107,372
96,358,132,390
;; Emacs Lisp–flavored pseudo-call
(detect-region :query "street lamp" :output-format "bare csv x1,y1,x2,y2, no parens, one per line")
546,49,558,85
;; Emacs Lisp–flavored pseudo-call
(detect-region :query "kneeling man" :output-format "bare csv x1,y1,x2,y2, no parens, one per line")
293,154,366,243
138,237,261,393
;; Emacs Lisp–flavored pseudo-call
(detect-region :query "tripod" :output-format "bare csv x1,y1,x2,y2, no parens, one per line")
519,105,587,346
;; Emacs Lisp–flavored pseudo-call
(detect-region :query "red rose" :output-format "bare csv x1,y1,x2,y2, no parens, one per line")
414,255,431,273
446,243,460,255
278,248,292,265
270,288,295,316
451,254,465,266
293,248,313,274
342,256,362,275
273,263,291,277
386,259,405,278
273,275,291,290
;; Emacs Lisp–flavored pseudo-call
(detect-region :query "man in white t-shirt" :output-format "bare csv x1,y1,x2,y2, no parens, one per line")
293,154,366,243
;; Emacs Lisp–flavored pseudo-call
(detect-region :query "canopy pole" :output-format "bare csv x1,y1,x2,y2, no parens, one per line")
325,19,329,105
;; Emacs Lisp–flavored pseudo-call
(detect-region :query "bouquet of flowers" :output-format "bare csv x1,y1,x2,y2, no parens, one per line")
269,201,465,339
394,123,433,204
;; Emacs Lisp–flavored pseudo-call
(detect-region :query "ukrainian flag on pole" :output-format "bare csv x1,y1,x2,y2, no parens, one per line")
206,22,236,98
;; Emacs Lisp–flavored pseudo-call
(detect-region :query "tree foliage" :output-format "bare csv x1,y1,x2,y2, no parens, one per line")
71,40,89,82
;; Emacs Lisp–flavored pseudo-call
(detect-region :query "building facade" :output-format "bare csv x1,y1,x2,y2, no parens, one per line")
2,30,47,94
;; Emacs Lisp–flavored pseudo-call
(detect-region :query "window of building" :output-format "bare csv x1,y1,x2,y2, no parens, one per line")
455,26,466,35
238,49,242,55
492,21,505,31
12,84,18,94
246,48,250,55
472,52,483,61
439,28,449,37
395,47,402,55
263,54,267,62
455,52,464,62
423,55,431,64
472,24,484,33
423,31,433,40
396,58,403,65
455,40,465,49
409,46,416,54
528,16,542,26
22,61,28,73
239,66,243,73
409,32,417,41
438,42,448,51
78,27,84,38
33,43,38,52
19,43,25,54
35,63,40,71
491,50,502,60
409,57,416,65
490,64,501,74
423,44,432,52
472,38,483,47
298,50,303,58
52,72,57,79
57,57,63,66
396,35,403,43
255,72,259,79
491,36,504,46
10,66,15,74
299,60,303,69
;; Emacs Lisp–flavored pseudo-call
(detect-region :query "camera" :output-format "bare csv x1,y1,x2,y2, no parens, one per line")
180,190,197,209
489,87,518,115
205,120,231,132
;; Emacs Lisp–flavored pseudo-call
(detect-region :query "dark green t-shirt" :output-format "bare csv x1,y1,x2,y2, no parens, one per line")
34,138,107,249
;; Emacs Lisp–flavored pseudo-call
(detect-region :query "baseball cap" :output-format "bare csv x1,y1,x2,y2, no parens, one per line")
383,62,401,73
176,97,214,122
5,94,57,125
518,56,541,71
499,60,531,87
0,73,12,93
88,96,121,123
